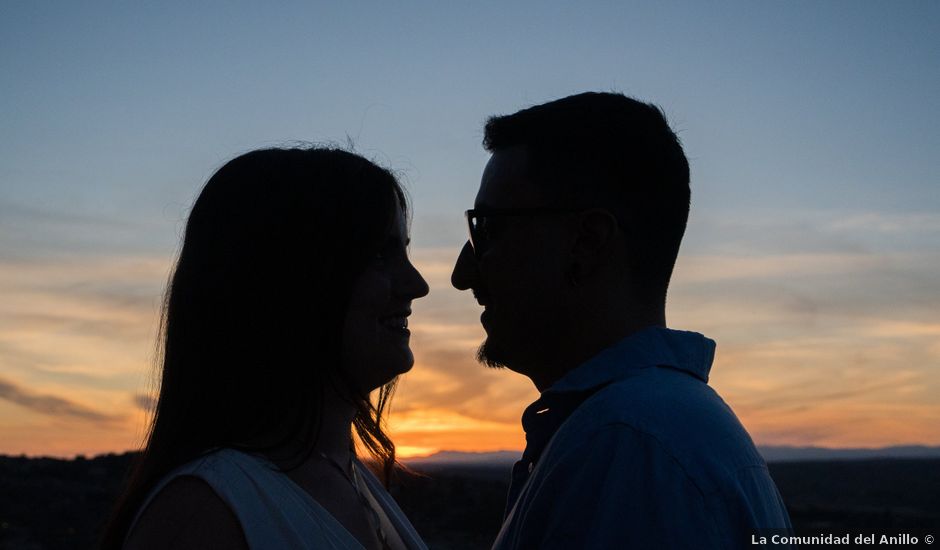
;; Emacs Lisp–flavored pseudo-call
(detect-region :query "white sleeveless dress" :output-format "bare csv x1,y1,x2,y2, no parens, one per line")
128,448,427,550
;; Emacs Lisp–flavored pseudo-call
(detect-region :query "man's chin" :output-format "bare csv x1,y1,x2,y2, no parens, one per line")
477,339,509,370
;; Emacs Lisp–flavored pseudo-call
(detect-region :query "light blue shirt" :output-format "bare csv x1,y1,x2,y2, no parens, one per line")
493,326,793,549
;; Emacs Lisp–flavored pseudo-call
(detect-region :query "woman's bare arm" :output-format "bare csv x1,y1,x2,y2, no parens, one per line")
123,476,248,549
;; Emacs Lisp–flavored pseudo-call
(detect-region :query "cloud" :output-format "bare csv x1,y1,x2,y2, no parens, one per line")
674,252,889,284
860,320,940,338
397,346,536,424
825,212,940,234
671,252,940,331
0,199,172,261
684,208,940,257
401,237,940,451
0,376,124,424
0,254,168,382
0,201,136,231
411,213,468,248
133,393,157,412
1,207,938,455
387,407,524,456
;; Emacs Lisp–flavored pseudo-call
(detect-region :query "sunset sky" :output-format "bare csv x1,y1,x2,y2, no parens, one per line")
1,2,938,458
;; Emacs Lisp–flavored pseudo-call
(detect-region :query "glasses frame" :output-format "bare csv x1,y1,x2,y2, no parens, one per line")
464,207,582,258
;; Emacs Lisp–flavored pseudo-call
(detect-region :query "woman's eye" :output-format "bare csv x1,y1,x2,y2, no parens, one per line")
375,243,408,267
375,248,400,264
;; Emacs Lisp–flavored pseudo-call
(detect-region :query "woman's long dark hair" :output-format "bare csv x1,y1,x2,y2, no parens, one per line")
100,147,406,548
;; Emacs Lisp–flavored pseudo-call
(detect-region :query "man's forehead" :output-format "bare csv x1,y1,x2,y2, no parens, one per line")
475,146,545,208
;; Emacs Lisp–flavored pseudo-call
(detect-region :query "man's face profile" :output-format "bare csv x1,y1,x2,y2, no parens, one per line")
451,146,572,377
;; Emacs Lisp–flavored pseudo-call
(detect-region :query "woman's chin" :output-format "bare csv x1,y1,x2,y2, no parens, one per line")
384,356,415,383
358,359,414,393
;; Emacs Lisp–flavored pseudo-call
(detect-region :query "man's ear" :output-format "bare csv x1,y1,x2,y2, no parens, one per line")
569,209,620,281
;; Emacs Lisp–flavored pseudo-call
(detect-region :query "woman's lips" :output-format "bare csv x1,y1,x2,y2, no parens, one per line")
380,315,408,330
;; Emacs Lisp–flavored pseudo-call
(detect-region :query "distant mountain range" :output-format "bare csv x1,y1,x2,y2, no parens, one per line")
403,445,940,466
757,445,940,462
405,450,521,466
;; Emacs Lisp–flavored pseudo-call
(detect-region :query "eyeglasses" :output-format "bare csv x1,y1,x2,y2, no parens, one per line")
464,207,581,258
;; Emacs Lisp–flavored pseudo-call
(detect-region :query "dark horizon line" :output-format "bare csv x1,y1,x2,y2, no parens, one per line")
4,443,940,462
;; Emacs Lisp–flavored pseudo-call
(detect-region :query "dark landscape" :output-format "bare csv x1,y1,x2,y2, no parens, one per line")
0,452,938,549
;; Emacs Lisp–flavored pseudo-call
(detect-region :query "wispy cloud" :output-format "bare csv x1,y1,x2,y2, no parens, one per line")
133,393,157,412
398,226,940,451
825,212,940,234
685,209,940,256
675,252,889,283
0,199,173,261
0,376,124,424
0,254,167,383
1,207,938,456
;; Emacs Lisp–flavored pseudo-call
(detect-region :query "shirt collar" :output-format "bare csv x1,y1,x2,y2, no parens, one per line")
545,326,716,395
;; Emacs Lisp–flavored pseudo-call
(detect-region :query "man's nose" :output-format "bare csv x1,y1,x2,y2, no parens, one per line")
451,241,477,290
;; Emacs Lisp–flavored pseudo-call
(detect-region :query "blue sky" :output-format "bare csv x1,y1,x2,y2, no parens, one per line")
1,2,938,456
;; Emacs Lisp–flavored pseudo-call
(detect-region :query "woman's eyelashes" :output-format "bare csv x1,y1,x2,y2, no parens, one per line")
376,243,409,265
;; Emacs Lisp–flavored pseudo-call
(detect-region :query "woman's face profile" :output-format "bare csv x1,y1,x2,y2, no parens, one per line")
340,204,429,393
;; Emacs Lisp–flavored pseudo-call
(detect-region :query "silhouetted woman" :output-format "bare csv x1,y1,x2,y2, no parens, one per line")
101,147,430,549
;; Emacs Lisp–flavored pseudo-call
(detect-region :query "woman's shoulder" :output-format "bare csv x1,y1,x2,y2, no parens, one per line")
124,475,248,550
122,449,265,549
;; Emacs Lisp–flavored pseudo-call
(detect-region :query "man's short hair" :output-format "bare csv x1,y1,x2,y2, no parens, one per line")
483,91,691,303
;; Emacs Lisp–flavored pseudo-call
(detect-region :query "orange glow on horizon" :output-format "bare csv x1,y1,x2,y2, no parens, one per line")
1,248,939,458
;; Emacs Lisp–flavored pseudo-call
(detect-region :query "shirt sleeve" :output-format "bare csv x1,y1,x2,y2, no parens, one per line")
507,423,725,550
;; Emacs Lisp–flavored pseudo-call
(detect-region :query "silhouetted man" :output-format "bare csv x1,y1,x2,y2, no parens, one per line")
452,92,793,549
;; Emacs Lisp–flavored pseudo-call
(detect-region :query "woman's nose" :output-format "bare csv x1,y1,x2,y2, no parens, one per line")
406,260,430,300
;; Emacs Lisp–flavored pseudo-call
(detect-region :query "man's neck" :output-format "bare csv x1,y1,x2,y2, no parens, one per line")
529,315,665,392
